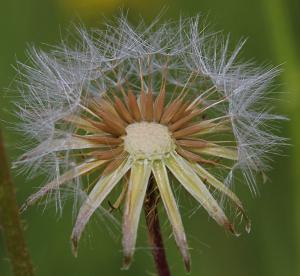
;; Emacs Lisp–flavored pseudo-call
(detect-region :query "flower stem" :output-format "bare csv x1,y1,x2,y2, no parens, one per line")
144,178,171,276
0,129,34,276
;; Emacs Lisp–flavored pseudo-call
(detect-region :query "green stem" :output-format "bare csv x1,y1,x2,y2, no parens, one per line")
0,129,34,276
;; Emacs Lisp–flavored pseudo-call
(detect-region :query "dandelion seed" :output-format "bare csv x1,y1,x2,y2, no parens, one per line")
15,14,285,273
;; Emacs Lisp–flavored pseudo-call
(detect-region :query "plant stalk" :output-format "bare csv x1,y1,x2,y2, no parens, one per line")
144,178,171,276
0,129,34,276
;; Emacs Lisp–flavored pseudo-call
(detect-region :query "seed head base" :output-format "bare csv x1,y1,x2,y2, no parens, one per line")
124,122,174,160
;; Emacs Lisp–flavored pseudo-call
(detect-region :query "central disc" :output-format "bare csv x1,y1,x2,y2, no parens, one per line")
124,122,174,160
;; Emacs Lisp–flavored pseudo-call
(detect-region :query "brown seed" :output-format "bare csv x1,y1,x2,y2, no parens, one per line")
90,147,124,160
172,123,206,138
176,147,218,165
81,135,123,146
176,147,203,163
88,120,122,136
87,100,103,118
169,109,202,132
100,99,121,118
102,153,127,175
96,108,126,135
145,90,154,122
63,115,102,133
114,95,134,123
154,83,166,122
176,139,208,148
99,101,127,126
186,98,203,112
171,101,190,123
127,90,142,121
140,89,147,120
160,98,183,125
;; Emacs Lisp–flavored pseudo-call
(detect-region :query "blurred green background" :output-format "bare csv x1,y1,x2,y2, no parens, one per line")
0,0,299,275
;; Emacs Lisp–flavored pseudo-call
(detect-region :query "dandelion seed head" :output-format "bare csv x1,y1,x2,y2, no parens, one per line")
13,13,285,271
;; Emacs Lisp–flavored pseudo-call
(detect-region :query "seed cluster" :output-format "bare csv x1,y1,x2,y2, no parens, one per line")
73,86,233,174
124,122,174,160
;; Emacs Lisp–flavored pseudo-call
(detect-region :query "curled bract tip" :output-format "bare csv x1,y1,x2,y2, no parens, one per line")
184,258,191,273
71,237,78,258
122,255,132,270
226,222,240,237
245,220,252,234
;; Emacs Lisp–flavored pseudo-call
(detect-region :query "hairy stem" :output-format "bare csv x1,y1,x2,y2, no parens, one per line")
144,178,171,276
0,130,34,276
